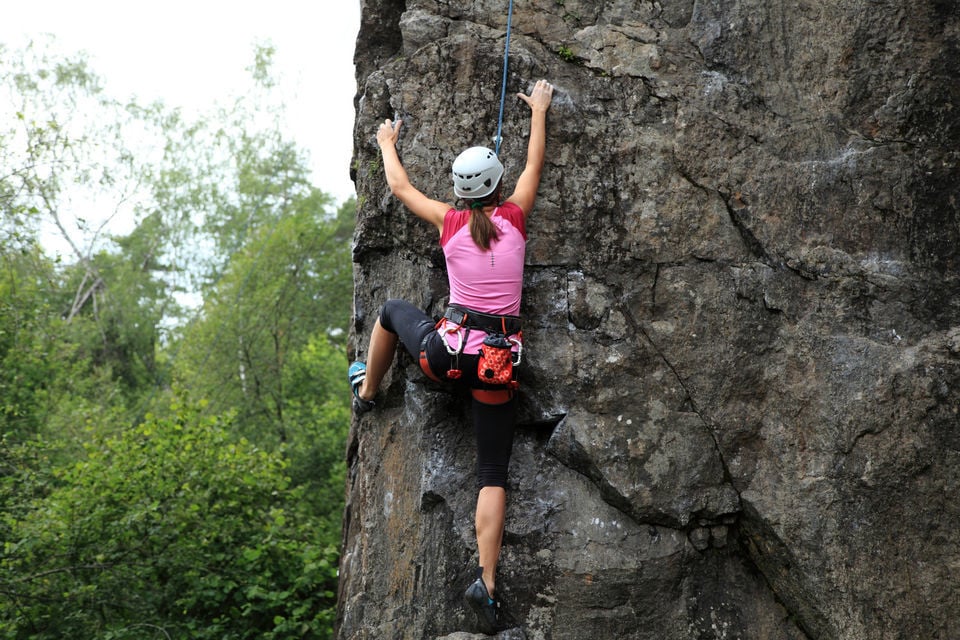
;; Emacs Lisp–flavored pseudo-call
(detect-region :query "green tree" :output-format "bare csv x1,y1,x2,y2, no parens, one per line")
281,332,351,535
0,244,56,440
0,397,338,639
56,211,178,395
173,198,353,537
0,39,175,440
0,37,148,267
0,243,132,451
0,38,353,640
175,199,351,433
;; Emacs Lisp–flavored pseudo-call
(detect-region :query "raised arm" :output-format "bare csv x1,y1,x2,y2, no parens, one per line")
506,80,554,217
377,119,449,232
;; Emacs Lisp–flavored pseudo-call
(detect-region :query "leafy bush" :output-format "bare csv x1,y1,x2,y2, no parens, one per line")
0,398,338,639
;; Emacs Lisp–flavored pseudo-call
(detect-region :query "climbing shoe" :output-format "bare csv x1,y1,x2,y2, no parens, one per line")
348,361,375,414
463,568,505,634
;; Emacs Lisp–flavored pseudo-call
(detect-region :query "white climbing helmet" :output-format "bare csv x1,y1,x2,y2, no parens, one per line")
451,146,504,199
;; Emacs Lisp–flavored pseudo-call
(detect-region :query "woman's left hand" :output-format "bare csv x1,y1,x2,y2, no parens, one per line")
377,118,402,148
518,79,554,113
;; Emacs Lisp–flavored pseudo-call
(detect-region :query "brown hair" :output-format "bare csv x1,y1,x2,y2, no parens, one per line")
467,184,502,250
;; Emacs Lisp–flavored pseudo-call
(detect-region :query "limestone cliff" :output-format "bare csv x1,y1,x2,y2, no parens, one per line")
341,1,960,638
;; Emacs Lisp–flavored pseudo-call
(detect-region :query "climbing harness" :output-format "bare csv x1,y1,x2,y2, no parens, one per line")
422,304,523,387
418,314,467,382
445,304,521,336
493,0,515,156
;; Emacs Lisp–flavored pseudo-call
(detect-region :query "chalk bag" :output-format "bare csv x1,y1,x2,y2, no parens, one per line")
478,333,515,385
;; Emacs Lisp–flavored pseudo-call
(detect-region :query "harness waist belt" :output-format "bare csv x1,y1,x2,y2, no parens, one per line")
444,304,521,335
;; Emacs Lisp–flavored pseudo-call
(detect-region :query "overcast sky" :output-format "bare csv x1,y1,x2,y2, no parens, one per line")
2,0,361,204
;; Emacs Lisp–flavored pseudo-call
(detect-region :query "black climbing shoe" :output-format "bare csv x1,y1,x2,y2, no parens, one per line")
464,568,505,634
348,361,375,414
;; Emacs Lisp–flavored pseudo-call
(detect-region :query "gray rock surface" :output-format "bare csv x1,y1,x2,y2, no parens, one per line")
340,1,960,638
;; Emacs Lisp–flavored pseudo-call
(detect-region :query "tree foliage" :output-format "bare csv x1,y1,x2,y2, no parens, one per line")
0,399,338,639
0,39,353,638
175,200,352,439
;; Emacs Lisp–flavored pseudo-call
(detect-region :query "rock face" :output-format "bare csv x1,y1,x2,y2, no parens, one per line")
341,1,960,638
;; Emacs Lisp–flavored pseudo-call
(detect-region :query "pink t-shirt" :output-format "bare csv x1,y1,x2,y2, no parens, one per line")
438,203,526,353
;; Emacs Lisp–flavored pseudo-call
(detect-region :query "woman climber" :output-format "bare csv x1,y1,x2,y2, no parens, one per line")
348,78,554,633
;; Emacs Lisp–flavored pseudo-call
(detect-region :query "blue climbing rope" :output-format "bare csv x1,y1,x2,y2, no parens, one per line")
494,0,515,156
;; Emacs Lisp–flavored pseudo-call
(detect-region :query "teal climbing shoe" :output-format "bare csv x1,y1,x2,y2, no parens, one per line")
463,568,505,634
348,361,375,414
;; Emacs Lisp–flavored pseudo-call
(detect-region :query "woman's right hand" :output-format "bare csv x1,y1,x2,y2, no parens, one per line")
377,118,402,148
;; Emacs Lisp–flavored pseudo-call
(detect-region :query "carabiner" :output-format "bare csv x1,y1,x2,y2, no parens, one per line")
441,323,464,356
509,336,523,366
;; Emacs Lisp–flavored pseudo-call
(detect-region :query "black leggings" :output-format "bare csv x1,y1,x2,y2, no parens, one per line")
379,299,517,489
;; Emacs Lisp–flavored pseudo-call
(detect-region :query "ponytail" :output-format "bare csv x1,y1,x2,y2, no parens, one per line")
467,184,502,250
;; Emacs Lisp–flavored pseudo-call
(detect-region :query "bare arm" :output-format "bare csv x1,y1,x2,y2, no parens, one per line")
377,119,449,232
506,80,554,217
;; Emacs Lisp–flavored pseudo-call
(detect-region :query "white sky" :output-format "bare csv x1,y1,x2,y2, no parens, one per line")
2,0,361,205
